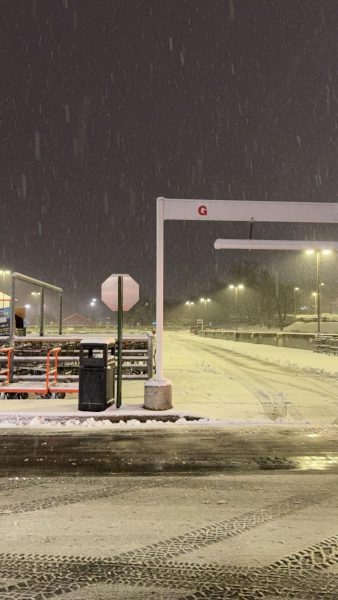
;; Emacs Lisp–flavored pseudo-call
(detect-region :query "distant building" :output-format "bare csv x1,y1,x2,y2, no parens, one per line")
62,313,96,327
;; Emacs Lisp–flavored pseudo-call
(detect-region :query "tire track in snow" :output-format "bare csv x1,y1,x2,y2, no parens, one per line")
174,336,302,421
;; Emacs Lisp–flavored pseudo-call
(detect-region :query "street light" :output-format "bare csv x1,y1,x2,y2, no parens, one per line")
200,297,211,310
294,287,300,314
24,304,31,327
90,298,97,322
185,300,194,325
305,249,332,333
228,284,244,332
31,291,41,328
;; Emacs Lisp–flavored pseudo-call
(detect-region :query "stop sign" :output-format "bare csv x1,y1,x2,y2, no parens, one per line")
101,274,139,312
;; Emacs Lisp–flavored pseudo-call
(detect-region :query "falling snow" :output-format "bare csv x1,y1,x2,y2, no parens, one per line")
0,1,337,314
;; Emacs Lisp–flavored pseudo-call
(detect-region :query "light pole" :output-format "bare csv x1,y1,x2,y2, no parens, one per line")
229,284,244,332
90,298,97,322
200,297,211,310
24,304,31,327
185,301,194,324
31,291,41,328
306,249,332,333
294,287,300,315
319,282,325,314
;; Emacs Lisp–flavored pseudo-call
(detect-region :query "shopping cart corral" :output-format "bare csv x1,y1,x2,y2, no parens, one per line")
0,347,78,399
0,333,154,399
312,334,338,355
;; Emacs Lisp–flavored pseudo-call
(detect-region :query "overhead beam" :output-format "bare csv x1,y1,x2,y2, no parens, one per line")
162,198,338,223
214,239,338,251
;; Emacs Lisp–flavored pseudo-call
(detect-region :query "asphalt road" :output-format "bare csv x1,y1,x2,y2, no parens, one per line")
1,332,338,598
0,471,338,599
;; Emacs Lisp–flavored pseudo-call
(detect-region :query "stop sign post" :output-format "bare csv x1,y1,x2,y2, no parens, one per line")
101,274,139,408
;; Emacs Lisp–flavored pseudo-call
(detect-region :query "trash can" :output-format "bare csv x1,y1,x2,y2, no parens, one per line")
78,338,115,411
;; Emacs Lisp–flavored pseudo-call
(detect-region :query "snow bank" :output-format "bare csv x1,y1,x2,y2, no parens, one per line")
191,334,338,378
0,415,326,430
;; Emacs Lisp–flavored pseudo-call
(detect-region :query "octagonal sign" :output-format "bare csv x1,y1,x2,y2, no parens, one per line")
101,273,139,312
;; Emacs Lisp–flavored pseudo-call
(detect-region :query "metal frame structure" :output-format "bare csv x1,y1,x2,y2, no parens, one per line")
214,239,338,334
10,272,63,346
0,346,66,397
214,240,338,251
154,198,338,384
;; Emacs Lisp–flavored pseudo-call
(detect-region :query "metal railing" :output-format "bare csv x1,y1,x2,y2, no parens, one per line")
0,347,13,384
312,334,338,355
46,347,61,388
0,346,73,397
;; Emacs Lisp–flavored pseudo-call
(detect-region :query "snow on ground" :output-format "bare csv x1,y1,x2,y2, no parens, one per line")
0,415,276,429
1,330,338,428
194,333,338,377
0,415,334,430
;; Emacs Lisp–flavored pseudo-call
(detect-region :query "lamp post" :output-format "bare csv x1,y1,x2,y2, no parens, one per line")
200,297,211,310
229,284,244,332
185,301,194,324
24,304,31,327
306,249,332,333
90,298,97,322
31,291,41,328
294,287,300,315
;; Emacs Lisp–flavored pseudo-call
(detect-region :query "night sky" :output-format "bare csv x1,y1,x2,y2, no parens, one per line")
2,0,338,312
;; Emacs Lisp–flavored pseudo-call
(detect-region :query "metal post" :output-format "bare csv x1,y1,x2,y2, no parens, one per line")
9,275,15,382
148,333,154,379
317,251,321,334
156,197,164,381
275,270,279,298
143,198,172,410
39,287,44,337
9,275,15,347
235,287,238,332
116,275,123,408
59,293,63,335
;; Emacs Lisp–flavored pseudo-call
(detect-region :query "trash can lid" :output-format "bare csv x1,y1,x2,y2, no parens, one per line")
80,336,115,346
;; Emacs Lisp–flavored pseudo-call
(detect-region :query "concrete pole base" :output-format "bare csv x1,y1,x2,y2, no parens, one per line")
144,378,172,410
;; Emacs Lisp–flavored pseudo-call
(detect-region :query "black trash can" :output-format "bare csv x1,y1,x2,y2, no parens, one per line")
78,338,115,411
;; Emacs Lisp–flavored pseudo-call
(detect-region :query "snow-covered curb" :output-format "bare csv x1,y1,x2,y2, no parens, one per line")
0,415,335,430
0,415,266,429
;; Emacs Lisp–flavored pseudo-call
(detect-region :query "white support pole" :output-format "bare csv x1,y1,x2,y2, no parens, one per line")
143,198,172,410
156,197,164,381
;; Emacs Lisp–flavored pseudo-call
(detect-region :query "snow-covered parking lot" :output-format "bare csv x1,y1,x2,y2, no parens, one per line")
165,331,338,425
1,330,338,428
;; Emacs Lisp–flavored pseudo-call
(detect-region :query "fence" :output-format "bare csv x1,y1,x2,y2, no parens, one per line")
200,329,316,351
